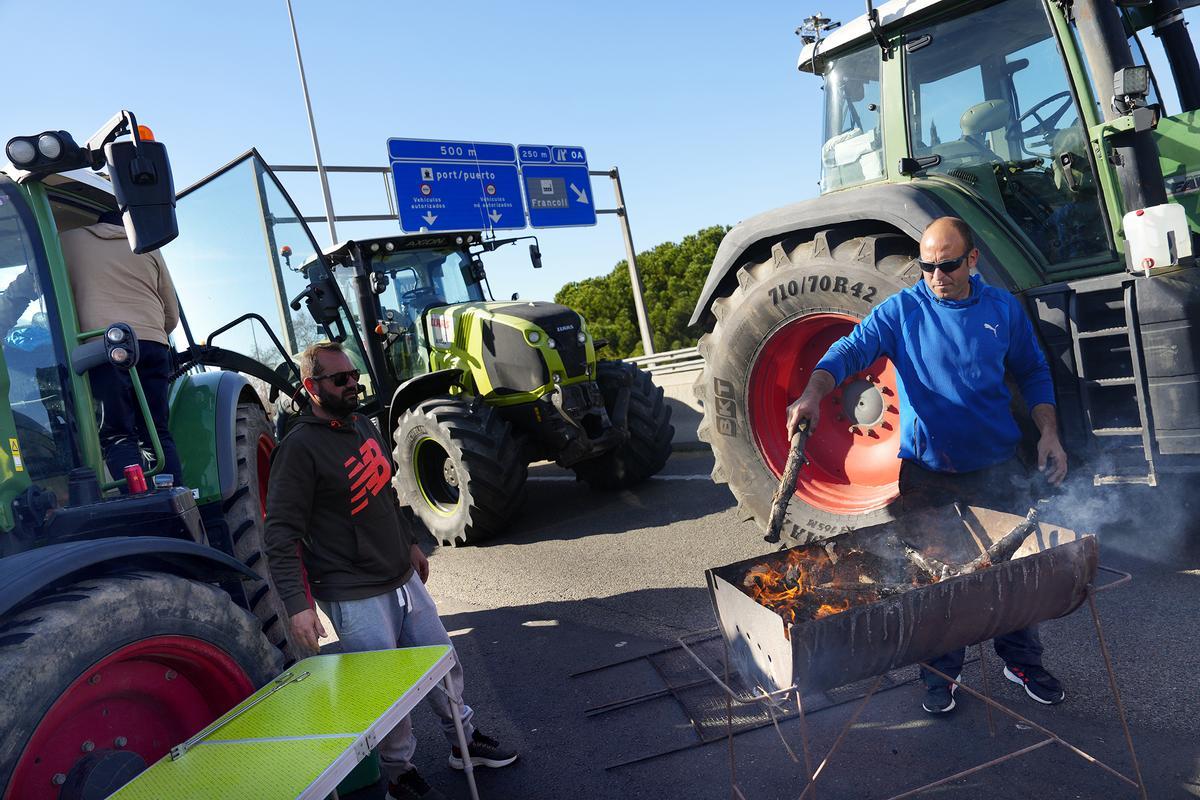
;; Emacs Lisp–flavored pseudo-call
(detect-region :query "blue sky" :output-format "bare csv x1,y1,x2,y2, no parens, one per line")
2,0,844,304
5,0,1197,307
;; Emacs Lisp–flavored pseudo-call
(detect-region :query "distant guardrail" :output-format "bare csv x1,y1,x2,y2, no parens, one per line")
627,346,703,376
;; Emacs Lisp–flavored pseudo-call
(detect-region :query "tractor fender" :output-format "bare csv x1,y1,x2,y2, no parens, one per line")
387,368,464,432
689,183,1015,329
0,536,260,619
171,371,269,504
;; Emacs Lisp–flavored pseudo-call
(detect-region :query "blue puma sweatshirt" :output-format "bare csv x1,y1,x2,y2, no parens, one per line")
815,274,1055,473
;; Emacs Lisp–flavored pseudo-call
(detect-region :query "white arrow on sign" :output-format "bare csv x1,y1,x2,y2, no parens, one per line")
422,212,437,225
488,210,502,223
570,183,589,204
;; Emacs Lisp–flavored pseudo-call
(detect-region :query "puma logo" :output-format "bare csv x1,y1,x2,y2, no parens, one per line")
983,323,1000,338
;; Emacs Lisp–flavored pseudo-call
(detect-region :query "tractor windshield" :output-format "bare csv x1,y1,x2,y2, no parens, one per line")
821,46,884,192
371,246,485,385
903,0,1112,268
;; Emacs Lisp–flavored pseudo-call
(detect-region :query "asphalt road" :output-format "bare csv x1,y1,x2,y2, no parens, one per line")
352,451,1200,800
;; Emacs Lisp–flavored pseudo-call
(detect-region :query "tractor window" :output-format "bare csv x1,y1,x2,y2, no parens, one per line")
820,46,884,192
0,179,78,491
166,155,373,403
904,0,1112,268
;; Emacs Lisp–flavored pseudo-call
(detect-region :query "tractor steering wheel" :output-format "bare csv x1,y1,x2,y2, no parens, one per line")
1016,91,1074,155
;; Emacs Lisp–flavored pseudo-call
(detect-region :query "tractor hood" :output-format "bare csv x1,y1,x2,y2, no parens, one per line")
424,300,596,402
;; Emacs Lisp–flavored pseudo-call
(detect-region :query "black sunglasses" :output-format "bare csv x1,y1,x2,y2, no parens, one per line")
313,369,361,387
917,252,971,273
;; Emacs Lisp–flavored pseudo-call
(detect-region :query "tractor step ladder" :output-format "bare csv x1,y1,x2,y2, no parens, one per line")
1067,277,1157,486
106,646,480,800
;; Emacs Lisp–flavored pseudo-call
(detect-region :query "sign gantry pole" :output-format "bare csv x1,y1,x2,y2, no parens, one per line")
595,167,655,356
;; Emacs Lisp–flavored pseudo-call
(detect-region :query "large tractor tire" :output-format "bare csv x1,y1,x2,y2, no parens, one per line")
393,395,526,547
696,229,919,543
226,402,302,662
572,361,674,489
0,572,281,800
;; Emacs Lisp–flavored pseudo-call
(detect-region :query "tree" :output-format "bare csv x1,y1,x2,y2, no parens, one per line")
555,225,728,358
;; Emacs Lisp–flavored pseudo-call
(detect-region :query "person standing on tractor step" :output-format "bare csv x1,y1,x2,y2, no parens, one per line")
785,216,1070,716
264,341,518,800
61,209,183,486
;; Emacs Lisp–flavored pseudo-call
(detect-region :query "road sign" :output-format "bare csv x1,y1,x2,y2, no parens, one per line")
388,138,526,233
517,144,597,229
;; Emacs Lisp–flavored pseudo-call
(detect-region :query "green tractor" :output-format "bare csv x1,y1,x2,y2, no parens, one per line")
693,0,1200,541
0,117,308,798
160,151,674,547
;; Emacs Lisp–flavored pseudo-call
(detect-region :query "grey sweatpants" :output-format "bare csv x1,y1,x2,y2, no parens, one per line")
318,574,474,779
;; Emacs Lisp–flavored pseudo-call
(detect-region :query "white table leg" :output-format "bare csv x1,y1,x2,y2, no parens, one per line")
443,672,480,800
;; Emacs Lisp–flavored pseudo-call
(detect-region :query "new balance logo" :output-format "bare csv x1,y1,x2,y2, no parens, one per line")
345,439,392,515
983,323,1000,338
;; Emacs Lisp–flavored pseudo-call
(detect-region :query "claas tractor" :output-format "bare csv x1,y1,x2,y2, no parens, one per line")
0,117,313,798
160,149,674,546
692,0,1200,542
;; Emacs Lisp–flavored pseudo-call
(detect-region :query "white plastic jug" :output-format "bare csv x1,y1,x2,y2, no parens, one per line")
1123,203,1193,274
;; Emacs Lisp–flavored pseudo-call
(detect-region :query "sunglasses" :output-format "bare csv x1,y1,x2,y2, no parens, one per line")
917,252,971,273
313,369,361,387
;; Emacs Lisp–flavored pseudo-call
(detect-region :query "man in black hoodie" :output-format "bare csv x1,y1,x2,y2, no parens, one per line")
264,341,517,800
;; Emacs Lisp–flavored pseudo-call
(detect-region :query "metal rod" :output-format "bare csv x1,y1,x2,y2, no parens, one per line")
883,739,1056,800
725,638,739,799
284,0,338,245
1087,589,1149,799
977,642,995,738
444,671,480,800
797,675,884,800
171,670,310,760
920,662,1139,788
795,691,816,800
608,167,655,355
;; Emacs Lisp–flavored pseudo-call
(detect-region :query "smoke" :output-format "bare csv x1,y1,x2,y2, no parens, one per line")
1035,470,1198,567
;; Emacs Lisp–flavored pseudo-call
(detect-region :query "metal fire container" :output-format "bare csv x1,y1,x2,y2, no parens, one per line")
707,504,1098,696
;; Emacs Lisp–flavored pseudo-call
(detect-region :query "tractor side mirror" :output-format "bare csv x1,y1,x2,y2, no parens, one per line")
510,292,520,301
530,243,543,269
105,136,178,254
290,262,347,342
468,256,487,283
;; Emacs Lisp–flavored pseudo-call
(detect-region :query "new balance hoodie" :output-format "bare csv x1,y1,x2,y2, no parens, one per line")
265,412,415,616
815,274,1055,473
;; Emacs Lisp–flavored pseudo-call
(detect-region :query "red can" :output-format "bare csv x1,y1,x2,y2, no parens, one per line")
124,464,148,494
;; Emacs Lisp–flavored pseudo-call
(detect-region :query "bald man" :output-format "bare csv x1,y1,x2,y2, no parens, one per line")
786,216,1068,715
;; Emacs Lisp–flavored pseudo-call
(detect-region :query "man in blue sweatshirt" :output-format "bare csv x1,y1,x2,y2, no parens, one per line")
785,216,1068,715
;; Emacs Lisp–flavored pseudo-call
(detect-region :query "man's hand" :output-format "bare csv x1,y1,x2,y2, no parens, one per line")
785,370,837,438
1037,434,1068,486
290,608,326,654
410,543,430,584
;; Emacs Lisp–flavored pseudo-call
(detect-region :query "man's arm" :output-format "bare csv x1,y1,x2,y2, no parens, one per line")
786,302,896,437
153,252,180,337
263,440,324,651
0,266,39,337
1006,298,1067,485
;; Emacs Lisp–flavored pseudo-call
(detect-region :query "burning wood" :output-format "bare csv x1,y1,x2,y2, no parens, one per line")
741,508,1043,629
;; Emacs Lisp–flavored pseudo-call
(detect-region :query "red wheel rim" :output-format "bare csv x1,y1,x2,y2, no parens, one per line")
748,313,901,514
256,433,275,518
6,636,254,800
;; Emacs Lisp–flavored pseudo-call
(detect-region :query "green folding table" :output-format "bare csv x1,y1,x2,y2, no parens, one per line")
106,645,479,800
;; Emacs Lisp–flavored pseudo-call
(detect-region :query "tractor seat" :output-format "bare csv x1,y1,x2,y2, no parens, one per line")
932,99,1012,164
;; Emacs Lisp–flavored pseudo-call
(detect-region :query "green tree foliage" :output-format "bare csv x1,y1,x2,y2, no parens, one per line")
555,225,728,358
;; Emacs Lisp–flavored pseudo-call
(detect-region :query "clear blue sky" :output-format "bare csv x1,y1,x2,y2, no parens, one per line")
1,0,849,304
4,0,1196,306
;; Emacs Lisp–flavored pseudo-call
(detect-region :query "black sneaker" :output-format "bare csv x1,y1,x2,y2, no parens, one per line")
385,768,445,800
1004,663,1065,705
449,729,519,770
921,674,961,714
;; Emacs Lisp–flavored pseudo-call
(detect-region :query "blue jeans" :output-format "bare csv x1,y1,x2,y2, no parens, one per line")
88,341,183,488
317,574,474,779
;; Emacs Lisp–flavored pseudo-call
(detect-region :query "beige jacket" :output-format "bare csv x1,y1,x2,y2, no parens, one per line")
61,223,179,346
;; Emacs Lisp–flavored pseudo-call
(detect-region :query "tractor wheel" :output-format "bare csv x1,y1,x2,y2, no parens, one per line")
572,361,674,489
0,572,280,800
393,395,526,547
696,229,919,543
226,402,301,662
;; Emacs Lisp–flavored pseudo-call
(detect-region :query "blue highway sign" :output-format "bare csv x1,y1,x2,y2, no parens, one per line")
518,144,596,229
388,138,526,233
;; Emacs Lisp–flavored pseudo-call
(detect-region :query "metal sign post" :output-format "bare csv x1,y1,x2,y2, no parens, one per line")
284,0,338,245
595,167,655,356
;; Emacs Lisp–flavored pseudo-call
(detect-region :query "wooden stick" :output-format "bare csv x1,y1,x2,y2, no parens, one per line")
897,508,1041,580
765,422,811,544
